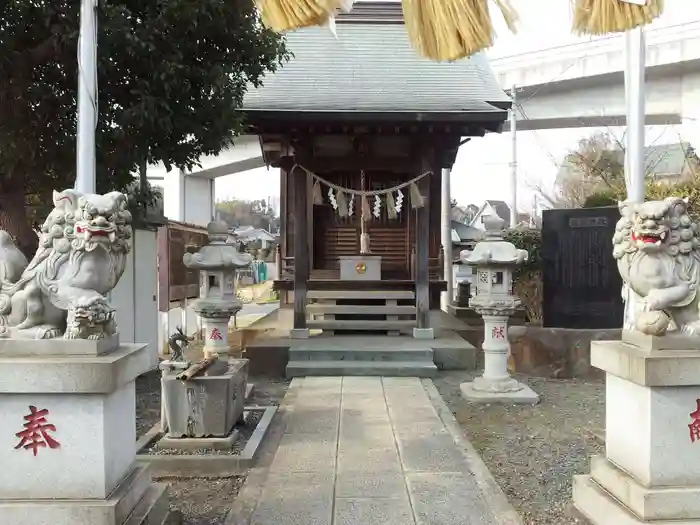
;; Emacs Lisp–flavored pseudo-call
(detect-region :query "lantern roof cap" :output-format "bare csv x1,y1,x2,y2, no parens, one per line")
207,220,230,243
459,220,528,266
183,221,253,271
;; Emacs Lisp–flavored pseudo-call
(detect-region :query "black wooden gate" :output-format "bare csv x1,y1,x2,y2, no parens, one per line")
542,207,624,329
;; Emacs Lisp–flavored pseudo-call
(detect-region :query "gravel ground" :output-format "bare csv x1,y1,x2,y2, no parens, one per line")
135,371,290,524
433,370,604,525
165,476,245,525
136,370,161,439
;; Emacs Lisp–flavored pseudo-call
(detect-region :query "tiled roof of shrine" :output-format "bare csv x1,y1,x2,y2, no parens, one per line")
243,5,510,116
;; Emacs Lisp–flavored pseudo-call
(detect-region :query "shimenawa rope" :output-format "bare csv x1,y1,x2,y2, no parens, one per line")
292,164,433,197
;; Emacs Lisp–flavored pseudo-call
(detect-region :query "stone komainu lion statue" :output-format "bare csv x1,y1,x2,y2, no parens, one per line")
0,189,132,340
613,197,700,336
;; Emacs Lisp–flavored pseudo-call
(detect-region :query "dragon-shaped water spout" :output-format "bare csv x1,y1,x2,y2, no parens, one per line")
168,326,192,362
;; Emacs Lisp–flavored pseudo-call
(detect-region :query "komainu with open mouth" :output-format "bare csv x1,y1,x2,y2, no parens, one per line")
0,189,132,340
613,197,700,336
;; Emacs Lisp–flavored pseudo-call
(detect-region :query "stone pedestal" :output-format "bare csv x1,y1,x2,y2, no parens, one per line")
574,333,700,524
161,359,248,441
461,314,539,405
0,338,172,525
194,302,241,357
339,255,381,281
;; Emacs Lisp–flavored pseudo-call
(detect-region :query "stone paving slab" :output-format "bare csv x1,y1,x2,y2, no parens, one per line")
240,377,521,525
408,472,495,525
335,496,415,525
335,470,407,499
251,472,334,525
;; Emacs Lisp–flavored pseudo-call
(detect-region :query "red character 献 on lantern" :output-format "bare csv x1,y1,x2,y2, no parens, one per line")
491,326,505,340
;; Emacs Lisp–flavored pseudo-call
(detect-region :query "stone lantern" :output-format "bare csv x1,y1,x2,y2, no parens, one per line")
459,217,539,404
183,220,253,357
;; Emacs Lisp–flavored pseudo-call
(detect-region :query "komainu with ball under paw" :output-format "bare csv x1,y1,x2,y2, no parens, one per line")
64,296,118,340
0,189,132,340
613,197,700,336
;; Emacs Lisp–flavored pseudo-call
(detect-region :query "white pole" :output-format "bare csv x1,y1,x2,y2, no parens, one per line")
509,84,518,228
210,179,217,221
622,25,647,332
441,167,452,311
625,26,646,202
74,0,99,195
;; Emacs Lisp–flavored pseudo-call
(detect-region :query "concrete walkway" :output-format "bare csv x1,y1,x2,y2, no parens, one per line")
230,376,520,525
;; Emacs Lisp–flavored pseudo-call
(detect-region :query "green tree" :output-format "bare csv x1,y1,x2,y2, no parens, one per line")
0,0,288,256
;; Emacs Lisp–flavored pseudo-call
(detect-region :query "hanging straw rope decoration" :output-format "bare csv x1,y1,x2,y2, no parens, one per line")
312,180,324,205
256,0,344,32
361,195,371,222
408,182,425,209
572,0,664,36
402,0,519,62
386,191,397,219
336,190,349,217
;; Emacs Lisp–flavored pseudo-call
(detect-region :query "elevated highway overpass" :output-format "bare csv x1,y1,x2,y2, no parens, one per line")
496,21,700,130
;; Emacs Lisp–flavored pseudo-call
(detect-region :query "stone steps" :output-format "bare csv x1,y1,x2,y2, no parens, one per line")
306,304,416,316
307,290,415,300
286,334,438,377
290,346,433,362
286,360,437,377
307,319,415,331
305,289,417,335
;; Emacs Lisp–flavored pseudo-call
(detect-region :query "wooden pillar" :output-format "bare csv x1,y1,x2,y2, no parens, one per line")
292,165,309,331
415,173,431,332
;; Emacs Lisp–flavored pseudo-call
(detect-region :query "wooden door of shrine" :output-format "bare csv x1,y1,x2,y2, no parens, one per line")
312,171,410,279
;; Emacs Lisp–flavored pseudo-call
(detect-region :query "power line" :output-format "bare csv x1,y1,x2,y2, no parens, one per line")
509,31,595,105
506,40,598,170
515,104,560,167
518,59,585,106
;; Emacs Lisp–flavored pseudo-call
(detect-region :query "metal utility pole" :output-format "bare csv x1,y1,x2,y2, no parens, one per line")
509,84,518,228
74,0,99,195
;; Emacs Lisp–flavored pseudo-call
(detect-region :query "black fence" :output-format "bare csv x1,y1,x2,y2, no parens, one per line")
542,207,624,329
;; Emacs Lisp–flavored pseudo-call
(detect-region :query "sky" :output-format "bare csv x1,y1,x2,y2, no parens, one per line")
214,0,700,214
